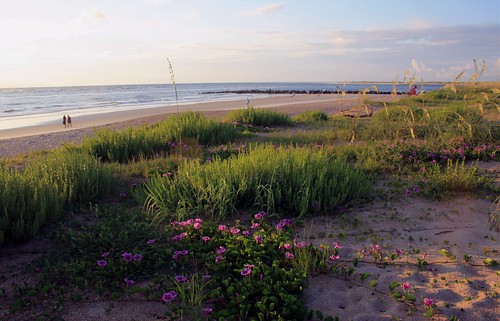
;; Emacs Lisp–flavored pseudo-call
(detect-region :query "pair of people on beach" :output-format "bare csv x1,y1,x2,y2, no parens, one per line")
63,115,72,128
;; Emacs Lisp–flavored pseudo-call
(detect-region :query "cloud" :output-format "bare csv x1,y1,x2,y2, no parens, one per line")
410,59,433,73
244,3,285,16
76,7,107,25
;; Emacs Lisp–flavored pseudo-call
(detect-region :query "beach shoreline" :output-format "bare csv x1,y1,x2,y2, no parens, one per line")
0,94,391,158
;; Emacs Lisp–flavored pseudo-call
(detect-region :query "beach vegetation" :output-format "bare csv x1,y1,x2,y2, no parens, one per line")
1,81,499,320
139,144,370,222
223,106,292,127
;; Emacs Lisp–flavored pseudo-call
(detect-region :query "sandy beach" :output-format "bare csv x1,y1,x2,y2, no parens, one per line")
0,94,388,158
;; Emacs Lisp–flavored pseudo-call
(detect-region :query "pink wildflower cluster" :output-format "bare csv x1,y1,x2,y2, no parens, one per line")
275,218,293,231
171,218,203,230
121,252,142,262
214,246,226,263
172,232,188,241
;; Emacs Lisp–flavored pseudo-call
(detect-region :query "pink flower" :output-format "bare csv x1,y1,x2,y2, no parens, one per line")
329,255,340,261
215,255,223,263
333,242,342,249
423,298,433,307
216,246,226,255
254,211,266,219
133,253,142,262
202,307,213,315
162,291,177,302
285,251,294,259
250,223,260,229
402,282,411,291
122,252,133,262
218,225,228,232
193,222,202,230
284,243,292,250
201,236,211,243
241,267,252,276
254,235,263,244
97,260,108,267
230,227,240,235
175,275,188,283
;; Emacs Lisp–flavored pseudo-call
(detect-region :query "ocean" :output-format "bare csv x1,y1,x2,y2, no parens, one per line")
0,82,442,130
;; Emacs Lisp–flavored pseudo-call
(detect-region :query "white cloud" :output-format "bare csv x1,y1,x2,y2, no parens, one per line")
244,3,285,16
76,7,107,25
410,59,433,73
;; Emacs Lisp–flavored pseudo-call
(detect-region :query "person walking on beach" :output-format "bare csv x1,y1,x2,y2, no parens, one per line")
63,115,67,128
67,115,72,127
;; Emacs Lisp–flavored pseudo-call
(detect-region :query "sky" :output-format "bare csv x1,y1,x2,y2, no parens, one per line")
0,0,499,88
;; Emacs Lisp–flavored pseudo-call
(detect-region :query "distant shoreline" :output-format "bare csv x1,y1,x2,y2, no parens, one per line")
0,94,393,158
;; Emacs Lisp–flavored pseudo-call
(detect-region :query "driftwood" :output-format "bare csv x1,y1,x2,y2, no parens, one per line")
338,106,374,118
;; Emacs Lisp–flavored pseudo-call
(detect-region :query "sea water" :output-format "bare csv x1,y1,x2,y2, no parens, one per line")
0,82,442,130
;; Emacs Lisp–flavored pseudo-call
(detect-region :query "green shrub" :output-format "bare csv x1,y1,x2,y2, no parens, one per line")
141,145,370,221
224,107,291,127
292,111,329,123
0,151,113,244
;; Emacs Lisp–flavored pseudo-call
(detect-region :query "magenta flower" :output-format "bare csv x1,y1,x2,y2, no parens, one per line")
215,255,223,263
97,260,108,267
101,251,110,257
167,172,173,177
201,236,211,243
240,267,252,276
413,185,419,193
284,243,292,250
124,278,134,286
285,252,294,259
295,241,310,248
175,275,188,283
402,282,411,291
423,298,433,307
250,223,260,229
216,246,226,255
122,252,133,262
333,242,342,249
203,274,211,282
193,222,202,230
119,192,126,198
404,189,412,196
254,211,266,219
230,227,240,235
329,255,340,261
202,307,213,316
133,254,142,262
218,224,228,232
254,235,263,244
147,239,156,244
162,291,178,302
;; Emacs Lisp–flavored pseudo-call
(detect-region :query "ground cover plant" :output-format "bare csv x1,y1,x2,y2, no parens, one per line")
1,82,499,321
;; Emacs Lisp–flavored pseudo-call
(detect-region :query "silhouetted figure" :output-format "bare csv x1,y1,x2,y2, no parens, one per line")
63,115,67,128
67,115,72,127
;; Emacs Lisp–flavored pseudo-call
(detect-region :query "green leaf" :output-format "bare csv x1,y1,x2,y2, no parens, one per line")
369,280,378,288
360,272,371,283
315,310,324,320
389,281,401,291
